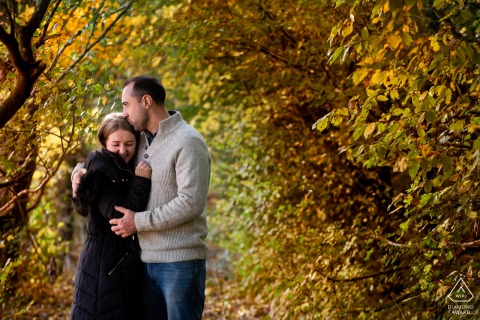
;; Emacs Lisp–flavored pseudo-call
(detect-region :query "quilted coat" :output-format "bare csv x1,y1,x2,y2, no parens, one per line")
70,148,151,320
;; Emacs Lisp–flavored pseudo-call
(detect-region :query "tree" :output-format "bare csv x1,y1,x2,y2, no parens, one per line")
319,0,480,317
159,0,399,317
150,0,479,318
0,0,134,309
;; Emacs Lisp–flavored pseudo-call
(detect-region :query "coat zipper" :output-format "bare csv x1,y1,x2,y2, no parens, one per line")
108,252,128,276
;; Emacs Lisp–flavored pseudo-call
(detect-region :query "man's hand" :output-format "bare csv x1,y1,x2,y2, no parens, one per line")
72,168,87,197
110,206,137,238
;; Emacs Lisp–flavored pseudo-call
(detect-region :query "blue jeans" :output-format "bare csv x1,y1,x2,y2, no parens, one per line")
142,259,206,320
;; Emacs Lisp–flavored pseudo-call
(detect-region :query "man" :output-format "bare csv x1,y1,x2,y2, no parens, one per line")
73,75,211,319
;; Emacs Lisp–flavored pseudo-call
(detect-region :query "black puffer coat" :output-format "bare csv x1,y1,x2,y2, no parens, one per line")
70,148,151,320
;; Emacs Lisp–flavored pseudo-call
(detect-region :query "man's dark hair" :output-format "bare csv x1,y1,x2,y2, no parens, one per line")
123,75,166,106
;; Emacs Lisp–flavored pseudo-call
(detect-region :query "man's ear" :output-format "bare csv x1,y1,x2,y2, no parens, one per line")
143,95,153,109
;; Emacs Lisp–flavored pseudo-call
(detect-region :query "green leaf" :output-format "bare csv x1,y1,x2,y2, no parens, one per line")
361,27,369,40
408,159,420,179
446,251,453,260
433,0,446,10
376,145,387,158
400,219,410,231
420,193,433,206
353,124,366,140
425,110,436,122
329,47,343,64
377,122,387,134
449,120,465,132
474,138,480,150
424,180,433,193
438,154,452,167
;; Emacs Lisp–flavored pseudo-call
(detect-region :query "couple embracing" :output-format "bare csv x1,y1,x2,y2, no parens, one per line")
70,75,210,320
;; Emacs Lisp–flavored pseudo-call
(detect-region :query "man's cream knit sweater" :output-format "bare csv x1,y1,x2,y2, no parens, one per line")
134,111,210,263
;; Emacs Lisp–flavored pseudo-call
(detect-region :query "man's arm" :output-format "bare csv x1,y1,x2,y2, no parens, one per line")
135,137,211,232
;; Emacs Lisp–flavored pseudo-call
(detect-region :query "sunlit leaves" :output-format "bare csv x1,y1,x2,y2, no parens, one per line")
0,0,134,312
45,0,479,318
322,0,480,316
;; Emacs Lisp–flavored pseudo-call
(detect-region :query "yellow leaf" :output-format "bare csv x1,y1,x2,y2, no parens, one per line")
430,37,440,52
352,69,369,85
436,285,450,301
342,20,353,36
387,33,402,49
424,264,431,274
390,89,399,100
457,180,472,193
467,211,477,219
421,144,430,157
417,0,423,10
371,70,385,85
383,0,390,13
364,122,376,138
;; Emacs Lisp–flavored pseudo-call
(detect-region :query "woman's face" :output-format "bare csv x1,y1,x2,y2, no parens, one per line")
105,129,136,163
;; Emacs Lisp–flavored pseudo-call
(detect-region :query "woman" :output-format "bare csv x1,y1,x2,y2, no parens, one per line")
71,113,151,320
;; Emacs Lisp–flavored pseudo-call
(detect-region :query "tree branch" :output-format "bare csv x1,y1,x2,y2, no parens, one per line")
23,0,51,41
35,0,63,48
55,1,134,83
323,266,410,283
456,239,480,248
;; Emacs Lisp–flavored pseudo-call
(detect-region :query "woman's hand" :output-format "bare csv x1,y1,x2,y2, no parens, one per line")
135,160,152,179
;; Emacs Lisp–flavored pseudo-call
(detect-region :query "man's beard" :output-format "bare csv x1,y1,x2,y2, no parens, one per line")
128,114,146,132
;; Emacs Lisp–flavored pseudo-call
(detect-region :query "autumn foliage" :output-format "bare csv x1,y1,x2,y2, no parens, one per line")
1,0,479,319
162,0,480,318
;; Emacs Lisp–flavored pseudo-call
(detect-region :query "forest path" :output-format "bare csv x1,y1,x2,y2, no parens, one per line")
15,245,264,319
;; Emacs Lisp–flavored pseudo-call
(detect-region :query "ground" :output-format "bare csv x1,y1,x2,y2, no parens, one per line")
4,245,267,320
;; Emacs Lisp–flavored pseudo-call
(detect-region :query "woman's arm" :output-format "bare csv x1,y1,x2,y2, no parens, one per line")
97,162,152,221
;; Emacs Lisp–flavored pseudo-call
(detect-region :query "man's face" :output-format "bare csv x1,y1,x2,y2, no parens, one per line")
122,83,148,132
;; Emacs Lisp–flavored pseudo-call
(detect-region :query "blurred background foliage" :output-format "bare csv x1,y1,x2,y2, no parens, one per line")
0,0,479,319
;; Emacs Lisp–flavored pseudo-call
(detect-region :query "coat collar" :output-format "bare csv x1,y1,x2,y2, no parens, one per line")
99,148,134,171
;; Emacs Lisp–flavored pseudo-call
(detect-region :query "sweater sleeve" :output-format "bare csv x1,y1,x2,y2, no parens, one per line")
70,162,84,182
98,176,151,221
71,152,98,216
134,135,211,232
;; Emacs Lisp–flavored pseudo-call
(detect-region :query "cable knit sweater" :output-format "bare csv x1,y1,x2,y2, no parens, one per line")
134,111,210,263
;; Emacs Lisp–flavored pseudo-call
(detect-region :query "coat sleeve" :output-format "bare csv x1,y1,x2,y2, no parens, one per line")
72,170,111,216
97,176,151,221
71,196,88,217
